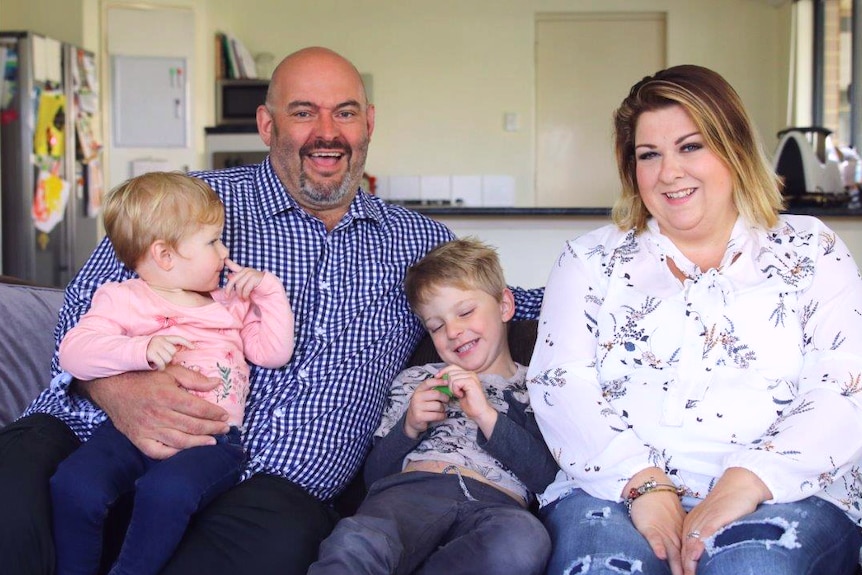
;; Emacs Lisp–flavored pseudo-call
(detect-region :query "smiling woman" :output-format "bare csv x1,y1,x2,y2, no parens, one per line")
528,64,862,575
632,105,737,271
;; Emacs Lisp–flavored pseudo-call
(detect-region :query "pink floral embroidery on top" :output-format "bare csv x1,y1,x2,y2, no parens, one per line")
156,315,178,328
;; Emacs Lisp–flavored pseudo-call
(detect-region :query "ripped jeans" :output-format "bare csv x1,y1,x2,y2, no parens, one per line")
539,488,862,575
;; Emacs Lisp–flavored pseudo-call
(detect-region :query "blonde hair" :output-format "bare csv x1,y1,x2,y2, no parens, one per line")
405,237,507,311
611,64,783,233
102,171,224,270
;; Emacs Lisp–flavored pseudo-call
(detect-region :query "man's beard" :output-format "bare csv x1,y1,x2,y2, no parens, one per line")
298,138,368,207
298,168,354,206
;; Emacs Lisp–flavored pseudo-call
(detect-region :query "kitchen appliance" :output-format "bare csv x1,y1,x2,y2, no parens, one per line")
0,30,102,286
215,78,268,126
204,126,268,169
773,127,847,207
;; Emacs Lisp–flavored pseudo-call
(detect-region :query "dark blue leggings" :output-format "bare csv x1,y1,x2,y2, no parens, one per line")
50,420,245,575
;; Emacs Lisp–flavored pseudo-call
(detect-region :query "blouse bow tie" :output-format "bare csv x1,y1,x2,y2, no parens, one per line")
684,268,734,307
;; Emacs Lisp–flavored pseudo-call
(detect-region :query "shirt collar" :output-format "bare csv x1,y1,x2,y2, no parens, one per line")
255,158,294,221
645,215,750,275
346,188,386,226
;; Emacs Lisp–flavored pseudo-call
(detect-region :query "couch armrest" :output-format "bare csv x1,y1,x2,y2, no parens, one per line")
0,281,65,426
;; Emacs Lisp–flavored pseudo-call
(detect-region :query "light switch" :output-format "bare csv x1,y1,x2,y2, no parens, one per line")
504,112,519,132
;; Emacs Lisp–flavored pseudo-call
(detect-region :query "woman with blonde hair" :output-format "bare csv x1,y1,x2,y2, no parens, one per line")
528,65,862,575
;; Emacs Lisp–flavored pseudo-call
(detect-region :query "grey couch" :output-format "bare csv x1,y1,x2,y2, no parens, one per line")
0,278,65,427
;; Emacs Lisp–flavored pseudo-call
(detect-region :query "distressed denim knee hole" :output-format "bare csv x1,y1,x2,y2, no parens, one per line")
562,554,645,574
584,506,611,520
706,517,801,555
605,555,643,573
561,555,590,574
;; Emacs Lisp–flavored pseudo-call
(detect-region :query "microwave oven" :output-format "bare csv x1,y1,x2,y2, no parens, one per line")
215,79,269,125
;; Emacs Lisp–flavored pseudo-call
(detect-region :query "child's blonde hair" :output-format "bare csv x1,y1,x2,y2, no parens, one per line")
102,171,224,270
405,237,507,311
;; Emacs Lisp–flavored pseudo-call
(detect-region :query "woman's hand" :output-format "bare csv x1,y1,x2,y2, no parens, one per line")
630,491,687,575
681,467,772,575
624,468,687,575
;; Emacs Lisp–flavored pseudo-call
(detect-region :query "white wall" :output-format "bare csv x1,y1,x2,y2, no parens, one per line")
1,0,86,47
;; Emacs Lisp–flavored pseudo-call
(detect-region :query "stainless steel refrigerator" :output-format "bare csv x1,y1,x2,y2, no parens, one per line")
0,30,102,287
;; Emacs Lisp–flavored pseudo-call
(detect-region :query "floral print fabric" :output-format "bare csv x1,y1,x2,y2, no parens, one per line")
527,215,862,524
375,363,532,501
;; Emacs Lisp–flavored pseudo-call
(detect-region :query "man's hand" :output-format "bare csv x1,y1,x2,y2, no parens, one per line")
78,365,230,459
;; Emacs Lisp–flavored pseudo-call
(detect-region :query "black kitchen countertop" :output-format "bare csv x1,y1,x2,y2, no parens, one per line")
399,204,862,218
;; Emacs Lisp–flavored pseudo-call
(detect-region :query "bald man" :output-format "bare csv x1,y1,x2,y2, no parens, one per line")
0,47,543,575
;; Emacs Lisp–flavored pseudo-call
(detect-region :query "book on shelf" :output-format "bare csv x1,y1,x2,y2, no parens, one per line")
216,32,257,79
215,33,226,79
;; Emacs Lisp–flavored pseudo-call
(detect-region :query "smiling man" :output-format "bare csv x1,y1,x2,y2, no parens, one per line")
0,47,544,575
259,47,375,229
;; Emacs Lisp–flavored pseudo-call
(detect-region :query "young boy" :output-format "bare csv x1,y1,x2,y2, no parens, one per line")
50,172,295,575
308,238,557,575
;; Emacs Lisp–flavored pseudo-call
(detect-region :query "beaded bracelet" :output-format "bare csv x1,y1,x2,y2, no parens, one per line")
624,478,686,514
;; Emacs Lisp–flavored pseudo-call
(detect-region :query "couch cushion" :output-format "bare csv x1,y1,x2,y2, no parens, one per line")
0,282,65,426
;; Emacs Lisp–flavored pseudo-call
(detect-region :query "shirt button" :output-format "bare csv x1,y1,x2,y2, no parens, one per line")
320,280,329,290
314,326,325,337
299,368,309,379
273,407,285,417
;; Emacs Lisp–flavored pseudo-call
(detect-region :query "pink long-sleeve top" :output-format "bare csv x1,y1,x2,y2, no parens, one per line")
59,273,294,426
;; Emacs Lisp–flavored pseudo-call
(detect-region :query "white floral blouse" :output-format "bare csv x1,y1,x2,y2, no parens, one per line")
527,214,862,524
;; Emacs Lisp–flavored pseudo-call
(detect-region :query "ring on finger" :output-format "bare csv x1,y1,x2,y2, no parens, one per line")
686,530,701,539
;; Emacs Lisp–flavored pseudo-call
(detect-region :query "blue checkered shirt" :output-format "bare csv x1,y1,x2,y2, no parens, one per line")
24,159,544,501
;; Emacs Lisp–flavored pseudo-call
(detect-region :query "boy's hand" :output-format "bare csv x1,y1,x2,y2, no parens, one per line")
224,258,265,300
436,366,498,438
404,377,452,439
146,335,194,370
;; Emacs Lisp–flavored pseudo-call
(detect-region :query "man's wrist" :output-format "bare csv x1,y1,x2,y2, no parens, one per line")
71,377,96,401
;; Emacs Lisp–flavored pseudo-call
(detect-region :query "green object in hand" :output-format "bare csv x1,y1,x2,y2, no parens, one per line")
434,373,453,396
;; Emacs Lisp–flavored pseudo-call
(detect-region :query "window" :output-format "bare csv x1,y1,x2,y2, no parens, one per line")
815,0,858,148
